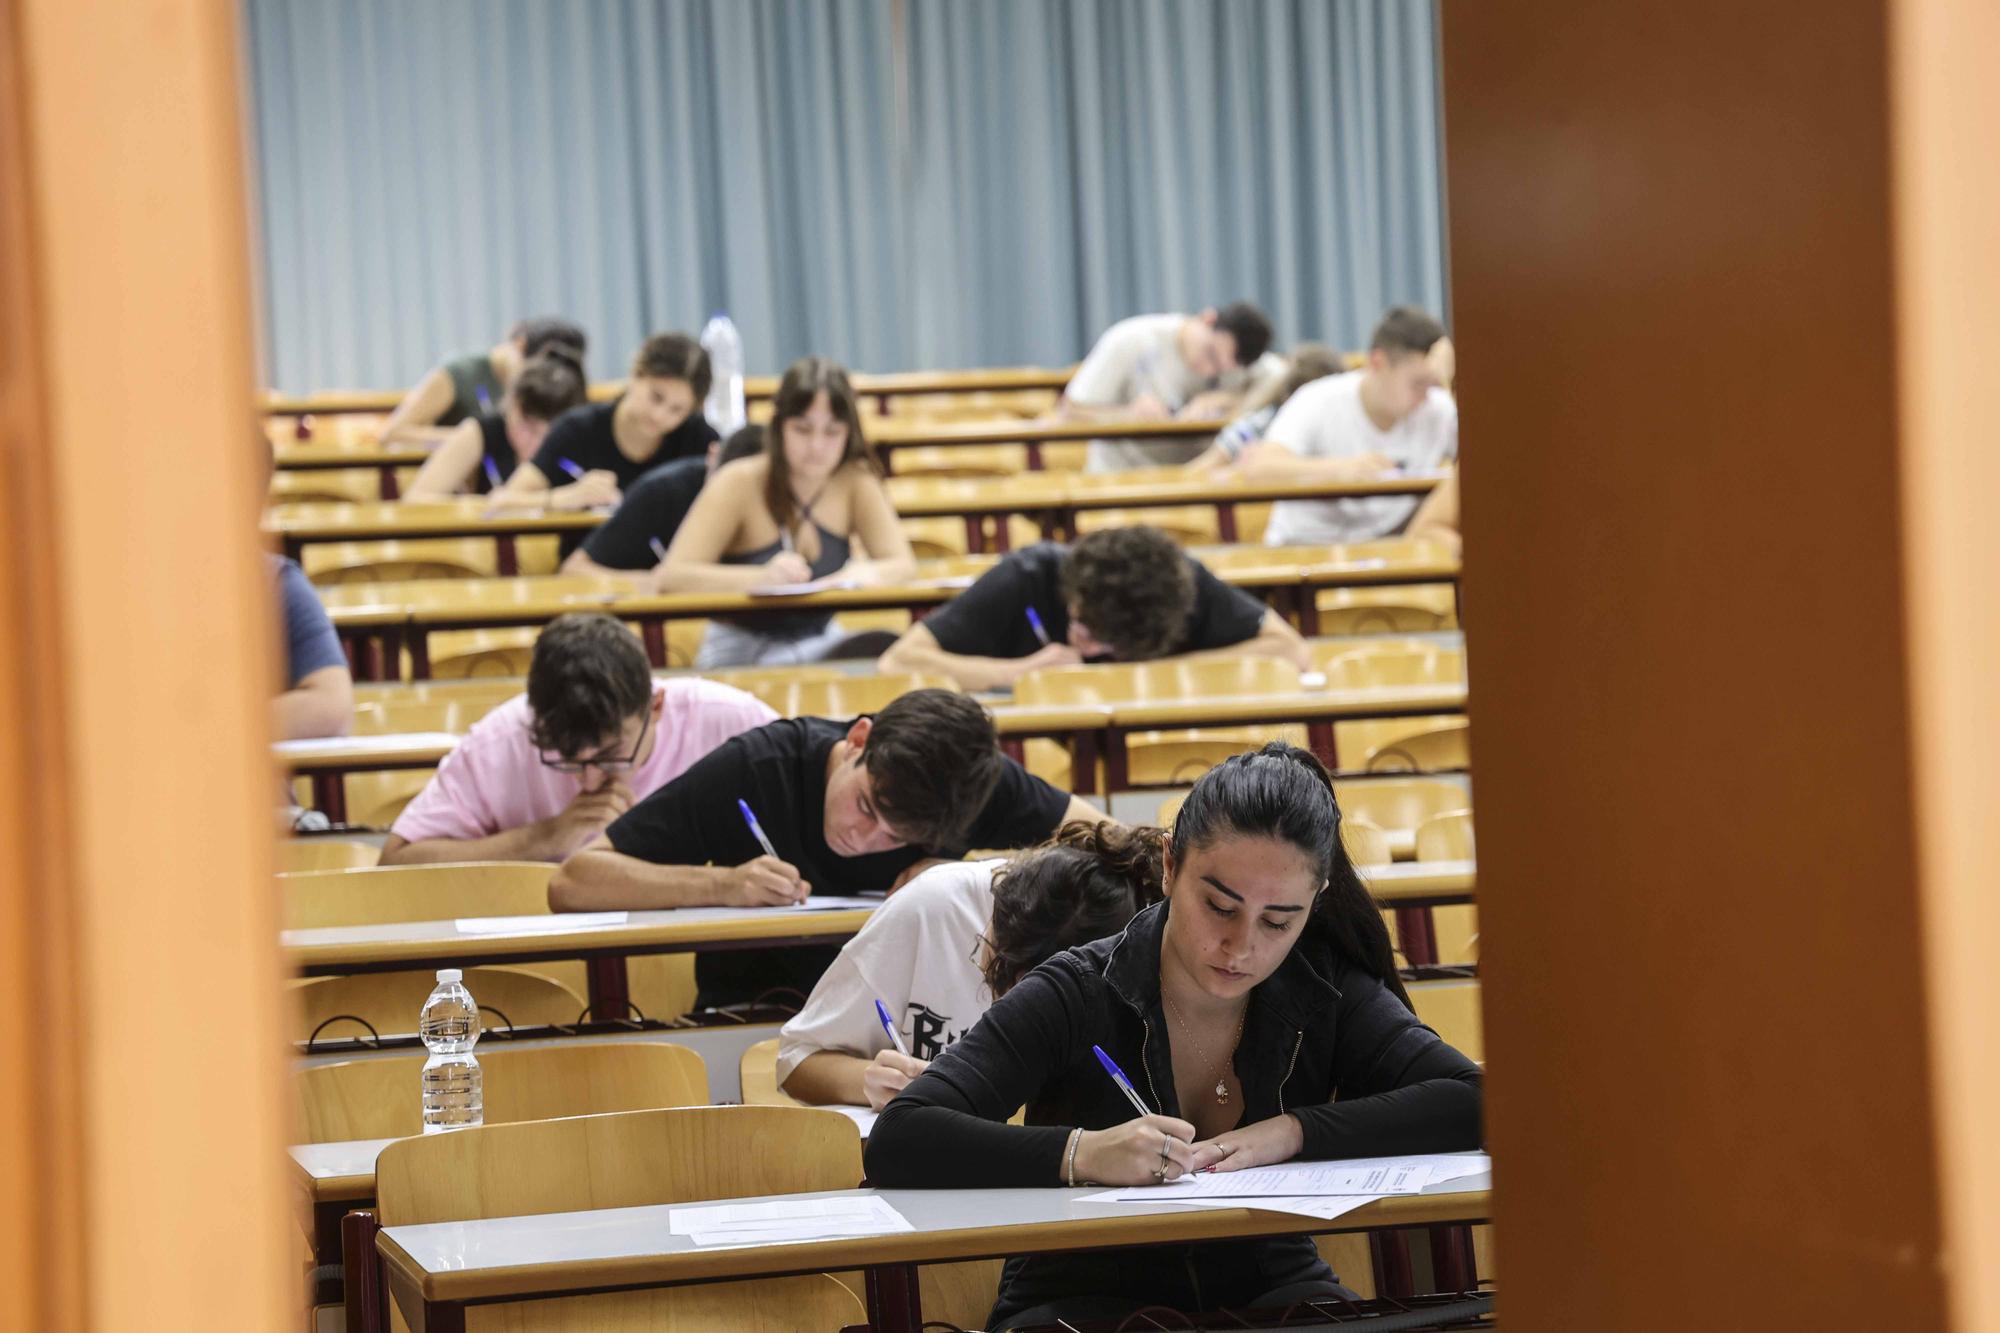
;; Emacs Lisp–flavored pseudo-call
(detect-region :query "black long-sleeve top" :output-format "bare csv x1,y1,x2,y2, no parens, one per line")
865,900,1482,1321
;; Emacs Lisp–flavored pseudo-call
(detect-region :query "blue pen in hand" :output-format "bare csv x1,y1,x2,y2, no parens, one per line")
482,457,503,492
476,385,494,414
1092,1045,1152,1119
874,999,911,1056
649,537,669,563
556,458,586,481
737,799,779,859
1025,606,1052,646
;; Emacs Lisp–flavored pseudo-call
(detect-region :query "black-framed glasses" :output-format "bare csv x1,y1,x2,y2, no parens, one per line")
537,711,652,775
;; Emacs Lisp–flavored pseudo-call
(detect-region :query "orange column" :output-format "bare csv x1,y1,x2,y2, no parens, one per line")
2,0,290,1329
1443,0,1999,1327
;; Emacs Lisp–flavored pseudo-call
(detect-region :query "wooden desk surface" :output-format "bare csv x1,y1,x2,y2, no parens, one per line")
274,733,460,772
265,500,602,544
868,415,1222,448
1106,682,1469,728
291,1137,400,1205
378,1171,1490,1304
274,440,433,470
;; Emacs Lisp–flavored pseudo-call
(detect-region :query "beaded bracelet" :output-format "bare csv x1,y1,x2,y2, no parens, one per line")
1064,1127,1083,1187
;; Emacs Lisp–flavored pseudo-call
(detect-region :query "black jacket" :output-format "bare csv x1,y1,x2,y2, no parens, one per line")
865,900,1483,1321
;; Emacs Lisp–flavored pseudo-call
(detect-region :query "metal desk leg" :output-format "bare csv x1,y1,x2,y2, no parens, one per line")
408,630,432,681
963,515,986,555
1068,730,1101,796
1101,728,1130,794
864,1261,924,1333
379,465,400,501
641,619,667,668
1217,502,1239,542
497,536,519,577
342,1209,383,1333
312,773,349,824
1306,721,1339,772
1395,907,1439,966
1025,441,1044,471
1371,1229,1416,1301
1430,1223,1478,1293
585,955,632,1021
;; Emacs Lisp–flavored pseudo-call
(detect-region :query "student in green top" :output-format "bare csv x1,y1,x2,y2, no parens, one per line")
379,317,588,445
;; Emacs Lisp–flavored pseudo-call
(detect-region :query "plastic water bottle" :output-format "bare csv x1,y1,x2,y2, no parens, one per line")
700,313,746,435
419,968,483,1133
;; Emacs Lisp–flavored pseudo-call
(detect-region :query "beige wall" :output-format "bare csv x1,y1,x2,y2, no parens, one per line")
1445,0,1997,1326
2,0,290,1329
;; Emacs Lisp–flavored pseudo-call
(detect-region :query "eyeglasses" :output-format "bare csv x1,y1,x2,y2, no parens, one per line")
537,711,651,775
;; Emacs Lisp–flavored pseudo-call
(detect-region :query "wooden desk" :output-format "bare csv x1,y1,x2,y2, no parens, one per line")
266,501,601,573
276,734,459,821
375,1171,1490,1333
869,415,1222,472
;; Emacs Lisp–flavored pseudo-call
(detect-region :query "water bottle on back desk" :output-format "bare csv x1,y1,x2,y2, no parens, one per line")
700,313,746,435
419,968,483,1133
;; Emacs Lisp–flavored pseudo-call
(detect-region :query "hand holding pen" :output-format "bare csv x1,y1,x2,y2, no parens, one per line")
863,998,929,1110
728,798,808,906
1071,1045,1197,1186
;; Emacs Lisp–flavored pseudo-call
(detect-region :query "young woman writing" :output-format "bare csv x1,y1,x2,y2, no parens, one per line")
401,348,588,500
865,742,1483,1330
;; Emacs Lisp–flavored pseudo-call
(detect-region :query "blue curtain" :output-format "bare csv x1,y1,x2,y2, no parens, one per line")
243,0,1445,392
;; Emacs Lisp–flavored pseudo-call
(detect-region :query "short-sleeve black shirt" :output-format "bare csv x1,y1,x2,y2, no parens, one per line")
531,397,720,492
576,457,708,570
603,716,1073,1007
919,543,1269,661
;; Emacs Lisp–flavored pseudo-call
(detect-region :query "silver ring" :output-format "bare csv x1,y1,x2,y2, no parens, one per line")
1159,1134,1171,1162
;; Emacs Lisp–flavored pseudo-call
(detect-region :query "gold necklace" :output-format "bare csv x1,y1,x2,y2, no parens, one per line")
1161,992,1246,1105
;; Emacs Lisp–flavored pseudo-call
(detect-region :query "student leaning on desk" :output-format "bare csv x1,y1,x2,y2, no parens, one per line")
865,742,1484,1332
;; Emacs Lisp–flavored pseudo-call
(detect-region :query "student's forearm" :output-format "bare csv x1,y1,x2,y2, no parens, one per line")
1054,398,1131,422
272,688,351,741
654,561,791,593
379,819,568,866
878,638,1020,691
549,849,732,910
781,1050,872,1106
380,424,455,447
561,548,616,576
1256,454,1389,484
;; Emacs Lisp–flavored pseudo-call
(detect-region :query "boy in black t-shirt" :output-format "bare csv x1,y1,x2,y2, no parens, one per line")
549,688,1106,1007
561,426,765,575
878,526,1307,691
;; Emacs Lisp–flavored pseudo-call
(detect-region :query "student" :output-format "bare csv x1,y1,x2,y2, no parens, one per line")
1187,342,1348,472
877,526,1307,690
656,357,916,668
487,333,719,515
1059,303,1283,470
550,688,1109,1007
401,349,589,500
270,555,353,740
1229,306,1458,547
865,743,1484,1331
380,614,774,865
1407,465,1461,555
560,426,766,576
379,317,587,445
779,821,1163,1110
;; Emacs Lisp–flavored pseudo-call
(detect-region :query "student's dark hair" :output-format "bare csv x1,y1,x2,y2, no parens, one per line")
1212,301,1275,368
717,424,764,468
510,317,588,363
525,613,654,758
632,333,713,402
1370,306,1447,361
1168,742,1410,1007
507,347,587,422
1236,342,1347,418
763,357,878,537
1059,527,1196,661
983,822,1164,997
858,688,1003,850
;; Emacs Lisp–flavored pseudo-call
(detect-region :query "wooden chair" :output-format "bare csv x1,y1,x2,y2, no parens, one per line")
899,516,972,559
1073,505,1220,546
738,1038,801,1107
705,664,846,696
1316,584,1459,634
760,671,956,718
372,1107,867,1332
1362,720,1472,773
1313,643,1466,686
268,467,378,506
348,699,464,736
298,1040,707,1143
883,444,1027,477
282,861,586,999
1415,809,1479,965
301,539,498,585
1408,977,1484,1063
277,839,378,872
340,769,437,829
1316,643,1468,775
1331,778,1471,860
423,628,540,680
292,966,585,1047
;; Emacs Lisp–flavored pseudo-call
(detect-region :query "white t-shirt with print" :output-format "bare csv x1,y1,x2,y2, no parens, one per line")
1262,370,1458,545
1068,314,1284,470
774,859,1001,1085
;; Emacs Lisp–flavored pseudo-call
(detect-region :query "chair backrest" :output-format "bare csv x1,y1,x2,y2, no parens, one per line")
298,1040,710,1144
1331,778,1471,835
1014,655,1302,706
292,965,584,1048
1365,720,1472,773
738,1037,804,1106
1155,796,1390,868
374,1104,861,1225
349,698,463,736
1316,645,1467,689
277,839,378,873
1408,978,1484,1063
340,769,437,829
1415,809,1476,861
765,672,957,718
281,861,555,930
301,538,498,585
1073,506,1219,546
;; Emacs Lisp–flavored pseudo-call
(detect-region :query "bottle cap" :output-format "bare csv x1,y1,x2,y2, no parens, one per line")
437,968,463,984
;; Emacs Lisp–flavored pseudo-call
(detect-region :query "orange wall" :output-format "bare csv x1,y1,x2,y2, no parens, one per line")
1443,0,1951,1326
6,0,291,1329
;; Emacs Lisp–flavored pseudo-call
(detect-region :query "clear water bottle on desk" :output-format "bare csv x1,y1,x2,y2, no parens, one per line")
419,968,483,1133
699,313,746,435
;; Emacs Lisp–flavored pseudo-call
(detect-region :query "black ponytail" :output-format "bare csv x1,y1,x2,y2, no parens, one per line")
508,349,587,423
1170,742,1410,1008
982,821,1164,998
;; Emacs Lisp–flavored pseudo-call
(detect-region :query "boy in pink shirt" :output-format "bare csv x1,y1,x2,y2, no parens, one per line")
380,614,775,864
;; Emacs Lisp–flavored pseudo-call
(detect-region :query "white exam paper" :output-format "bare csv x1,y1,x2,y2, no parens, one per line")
1081,1158,1431,1203
669,1195,911,1247
748,577,862,597
454,912,629,935
1171,1194,1377,1223
792,895,888,911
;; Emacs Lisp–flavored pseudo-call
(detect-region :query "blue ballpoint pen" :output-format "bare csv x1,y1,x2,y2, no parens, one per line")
1025,606,1052,646
556,458,586,480
1092,1044,1152,1119
482,457,503,492
649,537,669,563
874,999,911,1056
736,799,779,859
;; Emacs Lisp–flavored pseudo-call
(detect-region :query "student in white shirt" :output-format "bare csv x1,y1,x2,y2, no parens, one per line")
1059,304,1284,470
1225,306,1459,546
777,822,1165,1110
